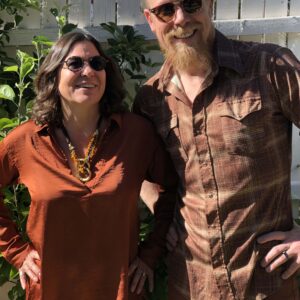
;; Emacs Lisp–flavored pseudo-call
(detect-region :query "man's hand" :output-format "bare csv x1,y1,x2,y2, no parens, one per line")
19,249,41,289
257,224,300,279
128,257,153,294
166,223,178,252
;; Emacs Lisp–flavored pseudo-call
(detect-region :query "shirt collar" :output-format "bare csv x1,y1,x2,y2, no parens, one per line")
157,29,245,92
213,29,245,75
34,113,122,134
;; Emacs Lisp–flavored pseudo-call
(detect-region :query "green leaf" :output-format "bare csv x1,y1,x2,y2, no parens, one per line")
0,118,18,130
32,35,53,46
0,107,8,118
9,266,18,280
61,23,77,35
107,39,118,46
17,50,35,81
0,85,15,101
4,22,15,31
50,8,59,17
3,65,18,73
100,23,116,35
14,14,23,26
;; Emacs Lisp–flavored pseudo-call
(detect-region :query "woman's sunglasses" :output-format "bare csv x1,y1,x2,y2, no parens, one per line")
149,0,202,23
63,56,108,72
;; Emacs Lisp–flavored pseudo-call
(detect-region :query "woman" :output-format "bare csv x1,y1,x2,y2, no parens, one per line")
0,31,177,299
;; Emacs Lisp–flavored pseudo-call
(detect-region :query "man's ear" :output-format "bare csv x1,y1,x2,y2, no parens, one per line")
208,0,214,18
144,9,156,33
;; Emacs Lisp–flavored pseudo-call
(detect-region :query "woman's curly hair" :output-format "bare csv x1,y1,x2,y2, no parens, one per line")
32,30,126,127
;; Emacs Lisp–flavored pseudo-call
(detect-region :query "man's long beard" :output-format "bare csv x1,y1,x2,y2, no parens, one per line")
162,26,213,72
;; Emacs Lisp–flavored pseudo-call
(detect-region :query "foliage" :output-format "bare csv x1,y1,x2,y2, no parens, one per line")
0,0,40,70
49,4,77,38
100,22,161,103
0,3,162,300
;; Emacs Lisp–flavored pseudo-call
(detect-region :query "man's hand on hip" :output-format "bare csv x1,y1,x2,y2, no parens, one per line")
257,223,300,279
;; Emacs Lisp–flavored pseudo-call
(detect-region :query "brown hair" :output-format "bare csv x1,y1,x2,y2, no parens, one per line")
32,31,126,127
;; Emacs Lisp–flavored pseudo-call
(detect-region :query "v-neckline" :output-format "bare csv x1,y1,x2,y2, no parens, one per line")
50,118,110,189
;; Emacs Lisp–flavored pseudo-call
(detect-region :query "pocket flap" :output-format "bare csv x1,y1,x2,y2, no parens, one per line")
219,98,262,121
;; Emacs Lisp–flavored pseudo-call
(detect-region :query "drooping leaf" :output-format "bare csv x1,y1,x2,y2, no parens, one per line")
0,85,15,101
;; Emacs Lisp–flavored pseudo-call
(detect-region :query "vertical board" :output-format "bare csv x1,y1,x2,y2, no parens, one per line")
239,35,263,43
215,0,239,20
264,33,286,47
41,0,66,28
241,0,265,19
117,0,145,25
265,0,288,18
94,0,116,25
19,4,41,29
290,0,300,15
68,0,91,28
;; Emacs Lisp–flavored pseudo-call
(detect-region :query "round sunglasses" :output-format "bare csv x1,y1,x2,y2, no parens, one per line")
63,56,108,72
149,0,203,23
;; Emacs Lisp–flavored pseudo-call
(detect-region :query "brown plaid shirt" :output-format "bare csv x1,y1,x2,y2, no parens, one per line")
133,30,300,299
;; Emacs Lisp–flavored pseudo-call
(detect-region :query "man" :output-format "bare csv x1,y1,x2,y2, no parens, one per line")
133,0,300,299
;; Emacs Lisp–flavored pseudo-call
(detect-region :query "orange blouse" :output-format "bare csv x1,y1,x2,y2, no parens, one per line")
0,112,177,300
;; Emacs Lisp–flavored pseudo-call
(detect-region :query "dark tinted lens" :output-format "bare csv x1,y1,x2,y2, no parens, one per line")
182,0,202,13
65,57,83,71
152,3,176,22
159,3,176,17
89,56,107,71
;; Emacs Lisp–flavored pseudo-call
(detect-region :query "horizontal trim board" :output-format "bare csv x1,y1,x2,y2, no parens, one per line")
5,16,300,46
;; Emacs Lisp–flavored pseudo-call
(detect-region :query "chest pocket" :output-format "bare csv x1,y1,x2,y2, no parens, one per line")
156,114,188,166
219,97,266,155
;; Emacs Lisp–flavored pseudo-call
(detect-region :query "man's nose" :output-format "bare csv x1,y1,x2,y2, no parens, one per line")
173,6,189,26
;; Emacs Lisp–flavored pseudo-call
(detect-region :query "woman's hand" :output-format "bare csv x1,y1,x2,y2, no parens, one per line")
19,249,41,290
128,257,154,294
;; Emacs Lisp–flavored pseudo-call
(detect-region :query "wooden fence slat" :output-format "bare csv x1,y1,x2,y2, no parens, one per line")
290,0,300,15
117,0,145,25
288,33,300,59
239,35,263,43
241,0,264,19
215,0,239,20
68,0,91,28
265,33,286,46
265,0,288,18
94,0,116,25
19,5,41,29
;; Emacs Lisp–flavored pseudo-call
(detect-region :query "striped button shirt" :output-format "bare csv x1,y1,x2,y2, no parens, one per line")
133,30,300,299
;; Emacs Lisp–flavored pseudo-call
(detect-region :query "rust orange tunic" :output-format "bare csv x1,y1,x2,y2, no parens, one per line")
0,113,177,300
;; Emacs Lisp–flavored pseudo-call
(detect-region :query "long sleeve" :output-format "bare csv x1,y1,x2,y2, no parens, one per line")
0,139,32,269
138,132,178,269
270,47,300,128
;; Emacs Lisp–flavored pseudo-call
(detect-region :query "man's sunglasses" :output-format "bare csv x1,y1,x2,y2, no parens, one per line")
63,56,108,72
149,0,202,23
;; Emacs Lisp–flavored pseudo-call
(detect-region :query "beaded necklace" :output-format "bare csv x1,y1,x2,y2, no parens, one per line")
61,118,101,182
